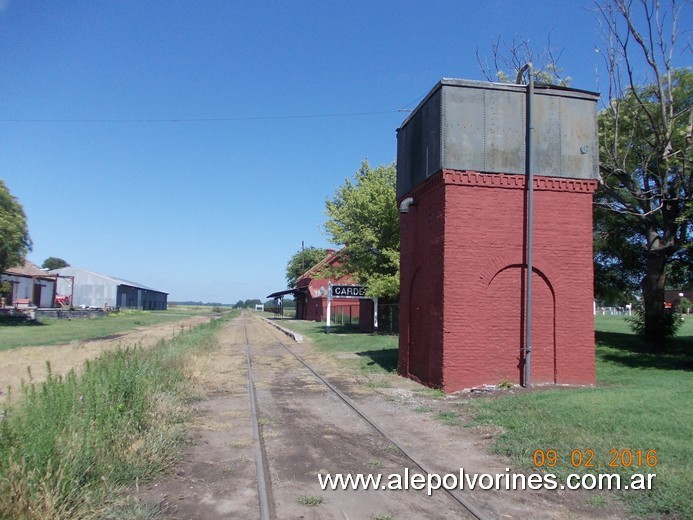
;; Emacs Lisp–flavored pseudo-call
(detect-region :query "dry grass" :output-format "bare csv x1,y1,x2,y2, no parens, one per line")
0,316,229,519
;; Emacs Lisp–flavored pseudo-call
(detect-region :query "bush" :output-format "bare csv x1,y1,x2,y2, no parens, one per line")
625,305,683,338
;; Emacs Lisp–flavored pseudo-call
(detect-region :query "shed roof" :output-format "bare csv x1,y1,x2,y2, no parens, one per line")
297,248,343,282
49,266,168,294
3,259,55,279
266,288,306,299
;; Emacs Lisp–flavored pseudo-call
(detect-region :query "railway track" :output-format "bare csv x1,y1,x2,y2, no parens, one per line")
130,313,613,519
241,314,487,520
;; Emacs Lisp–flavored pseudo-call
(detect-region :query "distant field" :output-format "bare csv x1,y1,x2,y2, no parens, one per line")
0,306,226,351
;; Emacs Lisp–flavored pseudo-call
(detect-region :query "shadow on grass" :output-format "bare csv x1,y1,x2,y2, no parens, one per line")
323,324,364,335
356,348,399,373
0,315,44,327
595,330,692,371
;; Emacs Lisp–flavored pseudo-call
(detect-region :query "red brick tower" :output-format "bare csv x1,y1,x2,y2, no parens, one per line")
397,79,599,392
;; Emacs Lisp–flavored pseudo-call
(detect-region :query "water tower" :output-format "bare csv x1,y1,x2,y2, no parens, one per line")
397,78,599,392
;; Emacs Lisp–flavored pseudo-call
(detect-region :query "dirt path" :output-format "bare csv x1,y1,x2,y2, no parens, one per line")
0,314,212,406
131,313,626,520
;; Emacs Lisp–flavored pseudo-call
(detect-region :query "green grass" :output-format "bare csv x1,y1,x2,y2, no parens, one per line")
413,387,445,399
297,495,324,506
434,411,462,426
277,319,399,374
0,308,208,351
469,315,692,518
0,315,227,519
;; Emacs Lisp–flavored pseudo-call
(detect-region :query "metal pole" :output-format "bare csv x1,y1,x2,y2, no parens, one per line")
517,63,535,388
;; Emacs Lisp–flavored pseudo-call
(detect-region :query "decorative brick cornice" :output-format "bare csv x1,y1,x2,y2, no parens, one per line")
397,169,598,202
399,171,445,202
441,170,598,193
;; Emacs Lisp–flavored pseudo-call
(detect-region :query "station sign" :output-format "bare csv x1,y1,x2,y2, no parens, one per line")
331,285,367,299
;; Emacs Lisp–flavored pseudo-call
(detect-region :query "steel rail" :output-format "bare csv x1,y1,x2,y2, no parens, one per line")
259,323,490,520
243,320,272,520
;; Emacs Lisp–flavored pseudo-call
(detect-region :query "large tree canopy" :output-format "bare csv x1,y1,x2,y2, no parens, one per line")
595,69,692,308
594,0,691,343
324,161,399,299
0,180,32,274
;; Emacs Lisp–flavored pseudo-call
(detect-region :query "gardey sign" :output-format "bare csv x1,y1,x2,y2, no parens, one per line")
331,285,367,298
326,282,377,334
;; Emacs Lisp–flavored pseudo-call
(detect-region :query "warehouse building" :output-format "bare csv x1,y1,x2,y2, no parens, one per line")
50,266,168,310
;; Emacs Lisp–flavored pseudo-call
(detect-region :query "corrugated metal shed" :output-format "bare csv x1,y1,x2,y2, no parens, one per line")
50,266,167,310
396,78,600,198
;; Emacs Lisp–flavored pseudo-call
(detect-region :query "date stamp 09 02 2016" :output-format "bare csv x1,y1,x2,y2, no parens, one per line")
533,449,658,469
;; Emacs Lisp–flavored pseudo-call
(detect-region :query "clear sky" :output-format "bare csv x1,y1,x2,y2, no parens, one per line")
1,1,689,304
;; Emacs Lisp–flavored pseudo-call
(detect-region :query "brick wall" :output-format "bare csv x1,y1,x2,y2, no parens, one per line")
398,174,446,387
399,170,597,392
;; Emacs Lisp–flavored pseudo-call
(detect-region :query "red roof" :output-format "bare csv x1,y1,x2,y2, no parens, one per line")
3,259,54,279
297,248,340,282
296,248,357,295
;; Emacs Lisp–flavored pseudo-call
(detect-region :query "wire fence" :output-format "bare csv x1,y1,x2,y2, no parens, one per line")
330,303,360,326
378,302,399,334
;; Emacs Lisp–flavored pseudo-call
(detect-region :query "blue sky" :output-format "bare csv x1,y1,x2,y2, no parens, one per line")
1,1,689,304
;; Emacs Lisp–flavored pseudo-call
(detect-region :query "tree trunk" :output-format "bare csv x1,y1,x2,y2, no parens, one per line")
641,253,667,349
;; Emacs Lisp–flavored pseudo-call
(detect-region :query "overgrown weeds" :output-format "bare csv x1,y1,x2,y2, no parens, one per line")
0,316,224,519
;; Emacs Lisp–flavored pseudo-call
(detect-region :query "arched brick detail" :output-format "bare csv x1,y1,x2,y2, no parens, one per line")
480,264,557,385
399,168,595,391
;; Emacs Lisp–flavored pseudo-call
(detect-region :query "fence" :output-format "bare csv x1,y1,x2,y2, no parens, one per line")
327,301,399,334
595,306,632,316
378,302,399,334
331,303,360,326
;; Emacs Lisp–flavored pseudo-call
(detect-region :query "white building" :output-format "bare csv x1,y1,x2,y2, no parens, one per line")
1,260,57,308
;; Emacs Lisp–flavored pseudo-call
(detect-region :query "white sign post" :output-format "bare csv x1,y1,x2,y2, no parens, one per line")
326,282,332,334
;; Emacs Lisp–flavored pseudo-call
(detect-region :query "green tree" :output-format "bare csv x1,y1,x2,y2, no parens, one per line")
324,160,399,299
42,257,69,270
595,0,692,343
0,180,32,274
285,246,327,288
593,204,642,306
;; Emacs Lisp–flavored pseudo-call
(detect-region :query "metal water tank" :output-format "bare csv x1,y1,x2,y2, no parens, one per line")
396,78,599,198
